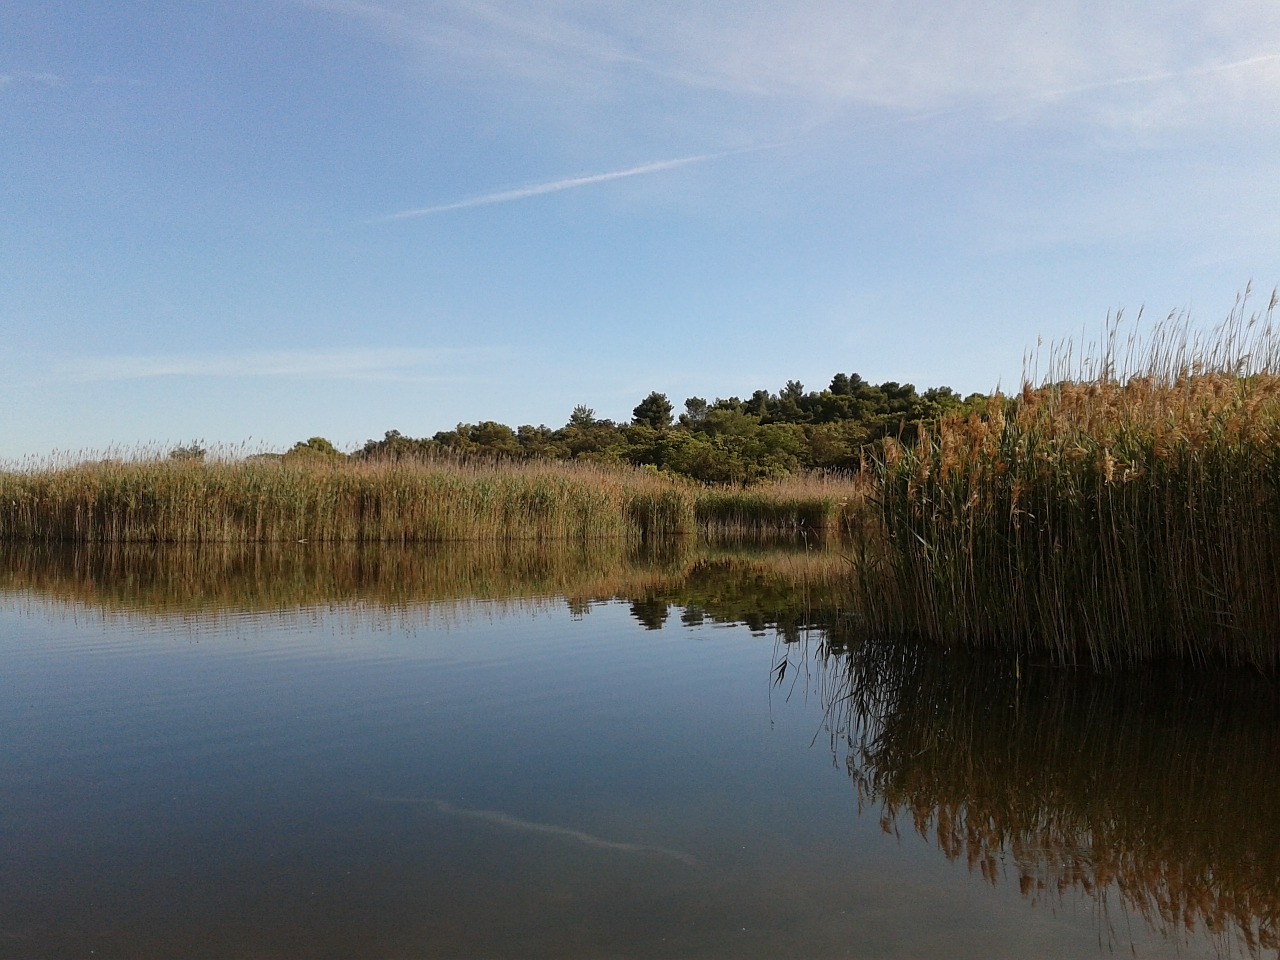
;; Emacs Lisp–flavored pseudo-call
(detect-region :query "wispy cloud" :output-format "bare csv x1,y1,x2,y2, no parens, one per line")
1049,51,1280,97
2,71,142,93
54,347,478,383
0,71,66,89
370,146,767,222
309,1,1280,133
992,50,1280,124
90,74,144,87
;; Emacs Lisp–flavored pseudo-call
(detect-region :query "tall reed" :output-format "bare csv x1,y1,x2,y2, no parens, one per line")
696,472,868,540
860,292,1280,668
0,455,862,544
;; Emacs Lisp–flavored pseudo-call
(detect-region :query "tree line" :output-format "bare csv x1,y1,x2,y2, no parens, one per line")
283,372,984,484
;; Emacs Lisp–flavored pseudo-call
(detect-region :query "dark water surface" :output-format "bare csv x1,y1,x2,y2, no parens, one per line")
1,542,1277,959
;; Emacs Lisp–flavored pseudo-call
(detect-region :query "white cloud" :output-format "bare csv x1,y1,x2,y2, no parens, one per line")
53,347,480,383
304,0,1280,132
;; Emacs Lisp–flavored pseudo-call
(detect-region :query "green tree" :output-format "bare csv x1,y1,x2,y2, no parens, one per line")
702,407,759,437
286,436,344,460
632,391,674,430
432,426,471,451
776,380,809,423
803,422,866,470
744,389,773,419
354,430,435,461
808,390,855,423
560,420,626,460
168,442,206,462
517,424,562,458
468,421,520,454
680,396,709,428
665,434,745,483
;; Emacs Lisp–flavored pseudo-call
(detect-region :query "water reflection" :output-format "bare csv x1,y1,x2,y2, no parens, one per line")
3,540,1278,957
831,638,1280,956
0,539,848,637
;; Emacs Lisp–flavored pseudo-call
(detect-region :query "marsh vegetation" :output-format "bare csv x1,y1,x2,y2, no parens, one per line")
860,296,1280,667
0,457,864,544
4,294,1280,668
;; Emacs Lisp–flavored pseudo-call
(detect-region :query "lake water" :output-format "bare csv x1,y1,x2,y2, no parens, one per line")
1,541,1277,959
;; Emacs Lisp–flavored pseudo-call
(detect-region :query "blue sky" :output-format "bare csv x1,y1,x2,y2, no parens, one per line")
4,1,1280,459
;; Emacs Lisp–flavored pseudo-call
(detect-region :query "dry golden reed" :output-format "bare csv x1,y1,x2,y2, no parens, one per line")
0,455,864,545
860,289,1280,668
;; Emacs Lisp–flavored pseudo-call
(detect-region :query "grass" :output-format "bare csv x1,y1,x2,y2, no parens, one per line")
0,454,866,544
858,292,1280,669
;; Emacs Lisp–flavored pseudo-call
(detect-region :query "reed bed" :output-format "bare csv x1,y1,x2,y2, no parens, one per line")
861,296,1280,668
0,457,652,542
695,471,868,540
0,455,861,544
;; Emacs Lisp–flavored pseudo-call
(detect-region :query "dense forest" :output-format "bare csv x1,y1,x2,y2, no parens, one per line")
283,373,981,484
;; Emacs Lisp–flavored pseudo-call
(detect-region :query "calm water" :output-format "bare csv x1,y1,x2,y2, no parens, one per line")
1,542,1277,959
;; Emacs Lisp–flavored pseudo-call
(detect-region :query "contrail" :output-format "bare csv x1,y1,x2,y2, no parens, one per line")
369,796,703,867
1022,51,1280,104
370,145,770,222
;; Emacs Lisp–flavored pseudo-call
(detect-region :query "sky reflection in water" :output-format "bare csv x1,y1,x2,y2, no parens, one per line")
0,541,1276,959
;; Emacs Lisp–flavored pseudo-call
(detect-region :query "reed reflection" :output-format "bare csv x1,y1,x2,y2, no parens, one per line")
832,639,1280,956
9,538,1274,955
0,538,851,637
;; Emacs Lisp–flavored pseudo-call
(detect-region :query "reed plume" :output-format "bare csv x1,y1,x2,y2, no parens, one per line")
860,289,1280,668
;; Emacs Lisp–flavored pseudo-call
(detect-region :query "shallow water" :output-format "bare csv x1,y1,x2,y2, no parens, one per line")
1,542,1276,958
